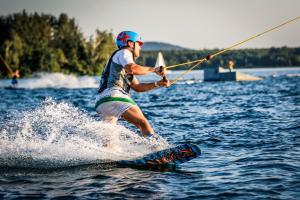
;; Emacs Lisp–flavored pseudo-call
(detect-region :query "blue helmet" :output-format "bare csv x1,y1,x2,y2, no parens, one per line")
116,31,143,48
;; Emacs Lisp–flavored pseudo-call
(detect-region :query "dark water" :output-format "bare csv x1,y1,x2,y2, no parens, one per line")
0,69,300,199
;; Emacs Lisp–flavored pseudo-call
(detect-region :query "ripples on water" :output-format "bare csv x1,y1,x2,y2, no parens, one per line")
0,69,299,199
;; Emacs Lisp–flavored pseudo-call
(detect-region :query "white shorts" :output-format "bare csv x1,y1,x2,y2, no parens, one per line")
95,87,137,123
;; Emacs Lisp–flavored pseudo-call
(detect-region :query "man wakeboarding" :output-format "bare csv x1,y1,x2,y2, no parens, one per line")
95,31,170,139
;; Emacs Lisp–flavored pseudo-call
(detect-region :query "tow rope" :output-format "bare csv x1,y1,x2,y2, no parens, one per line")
164,16,300,86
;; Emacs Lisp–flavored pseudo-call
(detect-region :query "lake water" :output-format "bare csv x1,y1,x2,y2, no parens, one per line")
0,68,299,199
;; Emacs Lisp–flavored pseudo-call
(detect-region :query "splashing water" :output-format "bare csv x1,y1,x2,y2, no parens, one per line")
1,72,99,89
0,98,169,168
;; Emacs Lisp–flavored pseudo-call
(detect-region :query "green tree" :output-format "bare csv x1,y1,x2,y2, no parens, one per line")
87,29,116,75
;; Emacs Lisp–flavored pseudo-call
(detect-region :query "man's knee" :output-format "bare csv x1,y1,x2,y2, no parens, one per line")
122,106,151,129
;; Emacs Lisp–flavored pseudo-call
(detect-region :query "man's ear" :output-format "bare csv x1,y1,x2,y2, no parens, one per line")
127,40,134,48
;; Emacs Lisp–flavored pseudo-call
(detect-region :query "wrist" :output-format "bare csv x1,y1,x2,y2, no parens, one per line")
154,81,159,87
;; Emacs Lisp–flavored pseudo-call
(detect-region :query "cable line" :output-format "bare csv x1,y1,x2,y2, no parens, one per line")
166,16,300,86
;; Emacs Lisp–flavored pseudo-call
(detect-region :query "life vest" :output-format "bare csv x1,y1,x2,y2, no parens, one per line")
98,47,134,94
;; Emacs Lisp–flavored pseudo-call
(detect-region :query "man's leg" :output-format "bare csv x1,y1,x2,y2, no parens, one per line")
102,116,118,124
121,105,154,137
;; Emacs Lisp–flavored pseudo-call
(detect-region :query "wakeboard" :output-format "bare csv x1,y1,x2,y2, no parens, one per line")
117,143,201,166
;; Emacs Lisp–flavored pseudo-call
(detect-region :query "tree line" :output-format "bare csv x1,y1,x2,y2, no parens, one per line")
0,10,116,78
0,11,299,78
139,47,300,70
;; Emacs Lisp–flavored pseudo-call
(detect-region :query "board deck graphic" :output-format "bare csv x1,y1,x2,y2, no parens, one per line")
117,143,201,166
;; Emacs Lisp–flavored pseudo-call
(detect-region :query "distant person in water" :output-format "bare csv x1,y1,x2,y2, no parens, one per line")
95,31,170,139
11,70,20,87
228,60,234,72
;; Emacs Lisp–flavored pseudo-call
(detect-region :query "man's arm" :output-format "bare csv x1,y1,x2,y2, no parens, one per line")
130,78,169,92
124,63,154,75
124,63,166,76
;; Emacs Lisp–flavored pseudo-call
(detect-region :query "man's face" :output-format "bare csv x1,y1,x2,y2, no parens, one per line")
134,42,141,58
127,41,141,58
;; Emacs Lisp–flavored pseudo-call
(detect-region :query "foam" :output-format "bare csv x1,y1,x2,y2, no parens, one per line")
0,98,169,168
2,72,99,89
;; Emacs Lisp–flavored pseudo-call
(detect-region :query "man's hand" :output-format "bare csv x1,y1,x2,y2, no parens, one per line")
206,54,213,60
157,76,170,88
154,66,166,77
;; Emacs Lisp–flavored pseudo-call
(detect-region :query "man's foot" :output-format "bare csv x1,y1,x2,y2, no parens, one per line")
145,134,163,151
146,134,159,141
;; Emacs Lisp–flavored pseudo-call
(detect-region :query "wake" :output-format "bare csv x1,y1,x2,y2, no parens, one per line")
0,98,169,168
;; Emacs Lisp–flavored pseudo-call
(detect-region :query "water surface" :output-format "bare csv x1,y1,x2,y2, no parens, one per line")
0,68,299,199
